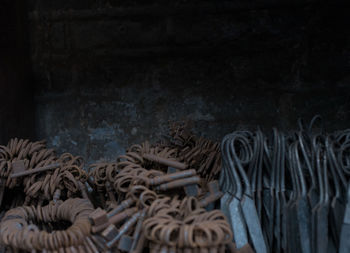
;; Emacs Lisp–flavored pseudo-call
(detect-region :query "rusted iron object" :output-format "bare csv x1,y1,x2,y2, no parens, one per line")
0,138,87,205
207,180,220,194
155,176,200,191
108,197,135,217
10,161,60,178
147,169,196,185
0,128,226,252
200,191,223,207
129,209,148,251
91,207,138,233
143,197,233,252
105,181,117,203
0,198,96,251
143,153,188,170
184,183,199,197
89,198,135,226
104,211,142,248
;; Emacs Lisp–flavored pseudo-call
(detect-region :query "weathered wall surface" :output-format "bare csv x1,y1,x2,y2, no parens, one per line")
0,0,35,144
28,1,350,164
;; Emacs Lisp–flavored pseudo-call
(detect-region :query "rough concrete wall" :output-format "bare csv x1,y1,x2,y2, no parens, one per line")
0,0,35,144
28,1,350,164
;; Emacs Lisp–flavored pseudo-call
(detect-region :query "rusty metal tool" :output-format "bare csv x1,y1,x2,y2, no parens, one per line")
103,211,142,248
148,169,196,185
164,168,199,196
155,176,200,191
10,161,60,178
91,207,137,233
143,153,188,170
200,178,223,209
89,197,135,225
118,209,147,252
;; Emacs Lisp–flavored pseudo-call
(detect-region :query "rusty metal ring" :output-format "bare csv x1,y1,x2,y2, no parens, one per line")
127,185,148,201
115,175,134,193
193,224,213,247
0,198,94,251
162,223,180,246
140,190,157,207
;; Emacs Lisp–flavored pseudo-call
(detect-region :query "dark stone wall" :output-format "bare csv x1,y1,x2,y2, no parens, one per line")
0,0,35,144
27,1,350,163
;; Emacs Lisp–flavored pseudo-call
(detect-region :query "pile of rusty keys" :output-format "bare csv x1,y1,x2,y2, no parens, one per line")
0,125,230,253
88,161,229,252
220,116,350,253
0,139,88,207
84,128,233,252
143,196,233,253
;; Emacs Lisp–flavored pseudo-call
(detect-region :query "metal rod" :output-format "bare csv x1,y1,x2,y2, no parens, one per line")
10,163,60,178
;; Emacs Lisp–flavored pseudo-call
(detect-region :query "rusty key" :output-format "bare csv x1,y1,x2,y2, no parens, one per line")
165,167,199,196
103,211,142,248
148,169,196,185
10,161,60,178
118,209,147,252
155,176,200,191
167,167,177,174
91,207,137,233
78,181,92,202
89,197,135,225
90,235,108,252
143,154,188,170
207,180,220,194
84,237,99,253
200,191,223,208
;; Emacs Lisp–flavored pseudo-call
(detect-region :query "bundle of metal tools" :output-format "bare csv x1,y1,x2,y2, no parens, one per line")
220,116,350,253
0,122,239,252
86,124,235,252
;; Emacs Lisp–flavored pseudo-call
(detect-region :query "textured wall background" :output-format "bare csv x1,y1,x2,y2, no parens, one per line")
0,0,35,144
26,1,350,164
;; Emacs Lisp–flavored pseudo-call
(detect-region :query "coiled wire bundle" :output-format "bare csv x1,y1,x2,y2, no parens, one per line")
88,122,222,207
144,197,233,252
0,139,88,207
87,129,230,252
24,153,88,204
0,125,226,252
0,139,56,189
163,121,222,181
89,140,198,206
0,198,96,252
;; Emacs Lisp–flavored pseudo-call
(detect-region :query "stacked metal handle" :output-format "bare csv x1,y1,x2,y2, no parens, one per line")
220,117,350,253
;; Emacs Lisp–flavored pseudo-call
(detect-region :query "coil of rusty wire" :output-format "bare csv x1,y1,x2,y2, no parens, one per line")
144,197,233,252
0,198,96,251
0,138,88,208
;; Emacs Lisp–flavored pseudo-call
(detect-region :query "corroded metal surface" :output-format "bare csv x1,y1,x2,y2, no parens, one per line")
0,125,235,252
